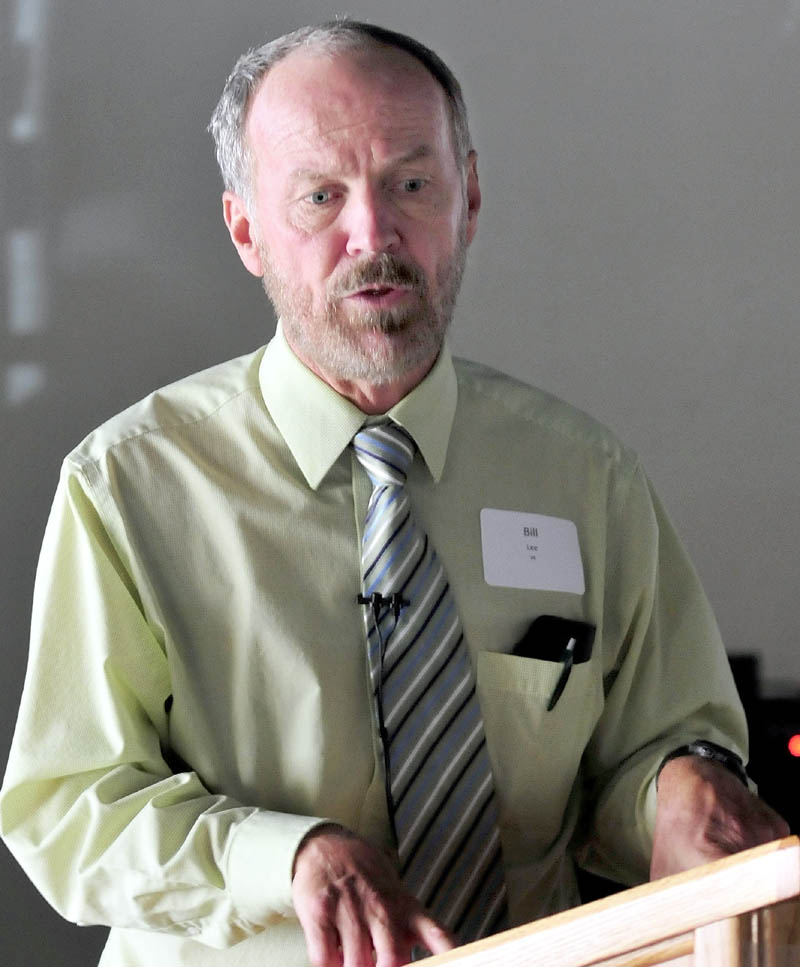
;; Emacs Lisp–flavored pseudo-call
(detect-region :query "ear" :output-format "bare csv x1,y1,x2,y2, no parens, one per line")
222,191,263,277
464,150,481,245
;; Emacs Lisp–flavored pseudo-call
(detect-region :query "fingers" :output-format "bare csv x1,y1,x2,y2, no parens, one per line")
293,877,345,967
408,908,457,956
369,902,456,966
300,909,343,967
336,875,375,967
651,754,791,880
292,826,453,967
369,905,415,967
747,797,790,843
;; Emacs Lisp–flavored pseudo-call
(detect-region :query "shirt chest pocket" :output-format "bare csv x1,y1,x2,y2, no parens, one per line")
476,651,603,853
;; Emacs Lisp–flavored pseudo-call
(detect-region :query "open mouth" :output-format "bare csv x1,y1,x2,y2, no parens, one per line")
346,285,412,305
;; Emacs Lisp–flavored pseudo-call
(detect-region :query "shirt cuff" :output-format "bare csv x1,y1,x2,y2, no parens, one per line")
226,810,331,924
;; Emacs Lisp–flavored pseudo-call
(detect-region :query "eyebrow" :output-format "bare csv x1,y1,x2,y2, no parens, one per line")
394,145,434,165
286,145,435,192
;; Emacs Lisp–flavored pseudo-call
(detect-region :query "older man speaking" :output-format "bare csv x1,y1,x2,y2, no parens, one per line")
1,20,786,967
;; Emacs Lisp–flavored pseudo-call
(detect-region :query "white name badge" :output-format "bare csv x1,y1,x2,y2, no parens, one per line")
480,509,585,594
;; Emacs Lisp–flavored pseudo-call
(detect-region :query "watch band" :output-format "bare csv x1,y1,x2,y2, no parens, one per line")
656,740,749,788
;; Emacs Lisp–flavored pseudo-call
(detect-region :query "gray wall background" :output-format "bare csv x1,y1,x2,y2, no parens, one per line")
2,1,798,962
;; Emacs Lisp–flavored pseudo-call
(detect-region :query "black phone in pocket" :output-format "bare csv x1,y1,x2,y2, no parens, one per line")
510,615,595,710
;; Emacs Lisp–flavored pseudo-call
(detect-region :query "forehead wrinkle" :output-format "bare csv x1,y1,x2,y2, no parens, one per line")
246,48,457,195
251,45,450,147
282,125,440,181
279,101,441,148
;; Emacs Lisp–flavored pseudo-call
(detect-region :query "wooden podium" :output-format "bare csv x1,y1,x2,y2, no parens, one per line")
423,836,800,966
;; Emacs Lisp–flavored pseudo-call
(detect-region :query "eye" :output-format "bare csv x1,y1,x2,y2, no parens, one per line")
401,178,425,193
308,189,331,205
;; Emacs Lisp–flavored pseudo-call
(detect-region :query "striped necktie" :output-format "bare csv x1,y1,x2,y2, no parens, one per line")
353,421,508,946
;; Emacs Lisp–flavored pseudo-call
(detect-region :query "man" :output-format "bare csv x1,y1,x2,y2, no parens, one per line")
0,20,787,967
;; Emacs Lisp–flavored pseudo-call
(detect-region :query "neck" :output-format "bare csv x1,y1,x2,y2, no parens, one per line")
325,365,434,414
291,349,437,415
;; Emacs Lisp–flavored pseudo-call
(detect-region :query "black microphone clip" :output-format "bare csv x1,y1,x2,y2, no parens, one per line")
357,591,409,622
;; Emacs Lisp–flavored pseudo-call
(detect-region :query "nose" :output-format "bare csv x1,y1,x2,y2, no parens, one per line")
343,186,401,257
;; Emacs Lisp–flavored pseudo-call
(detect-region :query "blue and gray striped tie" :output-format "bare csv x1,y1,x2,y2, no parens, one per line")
353,421,508,946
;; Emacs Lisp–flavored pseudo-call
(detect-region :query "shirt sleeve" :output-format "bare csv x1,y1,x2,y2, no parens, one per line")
576,460,748,885
0,461,326,948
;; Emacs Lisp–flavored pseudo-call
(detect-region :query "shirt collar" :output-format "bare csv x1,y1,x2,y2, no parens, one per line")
259,323,458,490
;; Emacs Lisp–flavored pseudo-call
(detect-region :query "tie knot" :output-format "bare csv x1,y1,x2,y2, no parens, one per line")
353,422,415,487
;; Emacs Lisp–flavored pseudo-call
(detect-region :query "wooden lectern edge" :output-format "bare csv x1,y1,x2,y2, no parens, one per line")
421,835,800,967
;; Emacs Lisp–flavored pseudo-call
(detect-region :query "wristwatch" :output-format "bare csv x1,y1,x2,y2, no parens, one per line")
656,739,749,788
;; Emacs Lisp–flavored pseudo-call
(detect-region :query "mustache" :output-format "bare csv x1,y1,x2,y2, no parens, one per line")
331,254,426,298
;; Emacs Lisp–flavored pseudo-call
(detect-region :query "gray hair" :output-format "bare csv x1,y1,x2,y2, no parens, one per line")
208,20,473,206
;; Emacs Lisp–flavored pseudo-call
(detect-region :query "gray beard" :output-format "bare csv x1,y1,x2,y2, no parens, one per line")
259,231,467,386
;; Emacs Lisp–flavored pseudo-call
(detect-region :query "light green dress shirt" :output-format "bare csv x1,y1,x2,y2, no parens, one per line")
0,326,747,965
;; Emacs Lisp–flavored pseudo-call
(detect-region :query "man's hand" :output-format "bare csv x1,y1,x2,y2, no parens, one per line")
650,754,790,880
291,825,455,967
